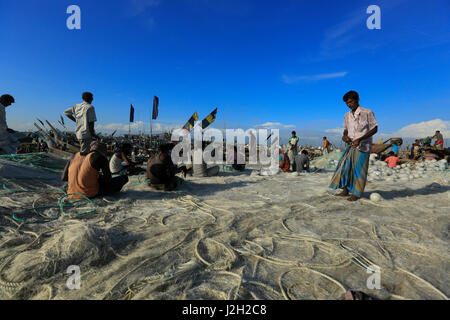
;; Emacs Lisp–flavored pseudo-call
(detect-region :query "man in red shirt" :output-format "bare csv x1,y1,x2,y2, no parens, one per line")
384,152,401,168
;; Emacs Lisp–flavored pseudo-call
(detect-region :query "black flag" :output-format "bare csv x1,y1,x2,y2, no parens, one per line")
201,108,218,129
130,104,135,123
152,96,159,120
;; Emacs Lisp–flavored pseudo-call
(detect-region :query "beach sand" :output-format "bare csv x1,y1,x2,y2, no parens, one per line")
0,160,449,300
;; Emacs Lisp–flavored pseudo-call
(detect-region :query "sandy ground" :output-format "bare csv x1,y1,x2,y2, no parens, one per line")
0,160,449,300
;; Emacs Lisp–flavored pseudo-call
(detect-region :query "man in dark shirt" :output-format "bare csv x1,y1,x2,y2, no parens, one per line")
146,143,178,191
295,150,310,173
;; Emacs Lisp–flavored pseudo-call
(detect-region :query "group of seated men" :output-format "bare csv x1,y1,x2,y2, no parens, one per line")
279,148,310,173
62,140,231,199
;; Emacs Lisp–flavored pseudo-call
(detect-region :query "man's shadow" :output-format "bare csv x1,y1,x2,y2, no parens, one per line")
364,183,450,200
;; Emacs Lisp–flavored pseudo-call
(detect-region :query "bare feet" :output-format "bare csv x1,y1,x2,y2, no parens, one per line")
335,189,349,197
347,195,360,202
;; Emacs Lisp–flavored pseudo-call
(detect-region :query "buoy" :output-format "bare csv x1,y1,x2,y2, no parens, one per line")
370,193,383,202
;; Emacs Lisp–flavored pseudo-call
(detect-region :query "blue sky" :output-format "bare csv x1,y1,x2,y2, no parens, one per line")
1,0,449,145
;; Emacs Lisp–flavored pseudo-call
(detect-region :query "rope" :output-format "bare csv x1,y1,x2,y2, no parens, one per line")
2,178,98,224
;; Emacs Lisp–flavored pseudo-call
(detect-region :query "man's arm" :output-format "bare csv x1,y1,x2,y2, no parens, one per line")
342,115,351,143
88,122,98,140
342,129,351,143
352,126,378,148
64,107,76,123
61,155,74,181
87,107,98,139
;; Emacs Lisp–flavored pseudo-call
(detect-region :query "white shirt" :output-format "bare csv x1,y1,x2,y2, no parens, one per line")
109,154,125,174
343,106,378,153
64,102,97,140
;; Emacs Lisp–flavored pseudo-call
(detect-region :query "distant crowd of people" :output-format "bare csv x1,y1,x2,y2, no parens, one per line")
1,90,446,202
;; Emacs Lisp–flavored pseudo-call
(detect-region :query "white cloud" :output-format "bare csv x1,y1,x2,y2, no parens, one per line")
389,119,449,138
325,128,343,135
96,121,181,134
255,122,296,129
255,122,281,128
282,72,348,84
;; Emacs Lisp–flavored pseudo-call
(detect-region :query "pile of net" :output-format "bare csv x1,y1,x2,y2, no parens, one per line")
0,153,67,174
310,150,342,170
368,159,449,183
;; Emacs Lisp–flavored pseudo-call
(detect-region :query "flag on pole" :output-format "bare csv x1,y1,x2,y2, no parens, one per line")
152,96,159,120
130,104,135,123
183,112,199,132
37,118,45,127
60,115,65,126
201,108,218,129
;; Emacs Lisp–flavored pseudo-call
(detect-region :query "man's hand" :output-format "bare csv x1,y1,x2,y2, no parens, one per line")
342,135,351,143
351,139,360,148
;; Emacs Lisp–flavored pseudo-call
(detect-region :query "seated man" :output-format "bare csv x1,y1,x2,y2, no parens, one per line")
62,141,128,199
384,151,401,168
230,146,246,171
433,130,444,150
279,149,291,172
192,141,220,177
295,150,310,173
411,140,421,160
147,143,180,191
109,142,145,175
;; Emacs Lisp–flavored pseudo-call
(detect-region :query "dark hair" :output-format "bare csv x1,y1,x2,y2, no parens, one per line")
436,130,440,133
389,151,394,156
292,131,296,135
323,137,327,139
0,94,15,105
159,143,175,153
301,150,308,155
343,91,359,102
120,143,132,152
82,92,93,102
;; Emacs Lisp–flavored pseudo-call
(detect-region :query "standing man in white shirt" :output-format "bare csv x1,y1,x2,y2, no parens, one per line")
330,91,378,202
64,92,99,154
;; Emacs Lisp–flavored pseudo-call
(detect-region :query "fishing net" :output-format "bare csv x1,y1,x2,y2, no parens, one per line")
0,153,67,174
310,150,343,170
